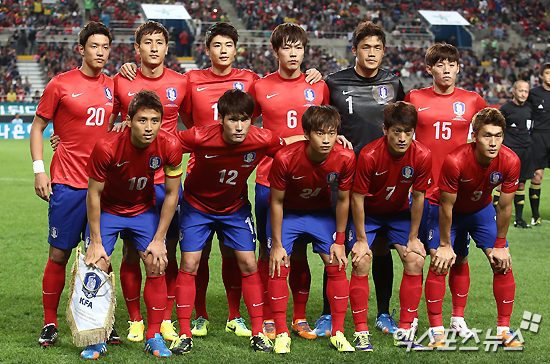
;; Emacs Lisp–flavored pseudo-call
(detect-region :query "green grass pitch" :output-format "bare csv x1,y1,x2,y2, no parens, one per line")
0,139,548,363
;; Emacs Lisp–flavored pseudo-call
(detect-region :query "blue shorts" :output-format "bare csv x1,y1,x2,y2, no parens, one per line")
120,183,183,241
179,198,256,252
48,184,88,250
254,184,270,244
266,208,335,256
85,208,160,256
348,210,411,249
427,203,506,254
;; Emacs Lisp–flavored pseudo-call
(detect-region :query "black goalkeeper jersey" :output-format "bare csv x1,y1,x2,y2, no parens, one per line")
528,85,550,133
325,67,405,157
499,101,532,148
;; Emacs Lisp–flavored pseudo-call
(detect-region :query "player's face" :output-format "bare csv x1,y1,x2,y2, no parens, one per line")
426,59,459,89
135,31,168,67
472,124,504,165
513,81,529,104
206,35,236,68
352,36,384,77
79,34,110,70
383,124,414,157
276,40,304,75
128,108,162,148
305,127,337,160
540,68,550,88
220,114,251,144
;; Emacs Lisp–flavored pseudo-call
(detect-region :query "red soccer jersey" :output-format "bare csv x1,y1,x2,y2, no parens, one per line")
36,69,114,188
250,72,330,187
353,137,433,215
437,143,520,213
112,68,187,184
182,67,259,127
269,141,355,210
176,124,285,215
404,86,486,203
87,129,183,217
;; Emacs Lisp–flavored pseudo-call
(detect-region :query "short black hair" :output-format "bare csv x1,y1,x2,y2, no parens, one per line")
540,62,550,76
218,89,255,120
352,21,386,49
425,43,460,67
127,90,164,121
205,22,239,48
270,23,308,52
79,21,112,48
135,20,169,45
383,101,417,130
302,105,340,134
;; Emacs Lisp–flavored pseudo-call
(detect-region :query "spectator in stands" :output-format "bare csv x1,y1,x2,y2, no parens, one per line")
11,113,23,124
179,29,190,57
100,11,110,28
32,90,41,103
6,85,17,102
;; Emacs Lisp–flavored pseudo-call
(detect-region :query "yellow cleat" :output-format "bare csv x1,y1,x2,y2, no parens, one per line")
330,331,355,352
191,316,209,337
127,320,145,342
274,332,291,354
160,321,179,341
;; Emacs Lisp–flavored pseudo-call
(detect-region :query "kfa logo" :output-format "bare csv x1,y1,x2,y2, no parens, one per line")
244,152,256,163
149,156,162,170
50,227,58,239
304,88,315,102
104,87,113,101
233,82,245,90
490,171,502,184
82,272,102,299
166,88,178,102
453,102,465,116
402,166,414,179
326,172,339,183
372,84,394,104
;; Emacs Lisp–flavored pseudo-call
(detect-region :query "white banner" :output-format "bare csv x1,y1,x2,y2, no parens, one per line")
418,10,471,26
141,4,192,20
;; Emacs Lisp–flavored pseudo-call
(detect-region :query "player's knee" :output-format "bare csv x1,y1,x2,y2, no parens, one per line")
237,255,257,274
352,256,371,276
403,253,425,275
455,255,468,265
48,246,71,264
180,254,200,273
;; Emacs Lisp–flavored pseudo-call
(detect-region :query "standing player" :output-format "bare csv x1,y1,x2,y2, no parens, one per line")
528,62,550,226
267,105,355,353
429,108,523,349
493,80,533,228
351,102,432,351
405,43,487,344
29,21,114,347
249,22,330,340
83,91,183,359
315,21,406,337
170,89,288,354
111,20,188,343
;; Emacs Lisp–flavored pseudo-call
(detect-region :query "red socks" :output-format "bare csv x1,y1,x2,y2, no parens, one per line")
425,269,447,327
288,259,311,322
222,257,242,320
176,269,196,337
348,272,367,333
242,270,264,335
450,262,470,317
326,266,350,335
268,265,290,334
399,272,422,330
120,259,143,322
164,260,178,321
258,259,273,320
42,258,67,326
144,274,167,340
494,270,515,327
194,258,209,320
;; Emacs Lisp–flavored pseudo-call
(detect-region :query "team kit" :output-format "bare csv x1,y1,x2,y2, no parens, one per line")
29,19,534,359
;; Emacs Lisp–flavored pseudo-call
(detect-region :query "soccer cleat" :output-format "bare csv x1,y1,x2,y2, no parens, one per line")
394,328,423,350
170,334,193,355
191,316,209,337
353,332,373,351
107,327,121,345
531,217,542,226
160,321,179,341
449,317,473,338
330,331,355,352
225,317,252,337
250,333,273,352
145,333,172,357
498,330,524,349
262,320,276,340
428,329,446,348
127,320,145,342
80,342,106,360
514,219,532,229
38,324,58,346
273,332,291,354
291,319,317,339
313,314,332,337
375,310,398,334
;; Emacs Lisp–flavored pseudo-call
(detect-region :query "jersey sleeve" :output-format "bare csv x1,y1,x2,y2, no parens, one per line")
164,136,184,178
182,73,193,115
500,153,520,194
438,154,461,194
86,139,112,183
112,75,121,117
476,93,488,110
175,128,196,154
396,80,406,101
404,91,411,103
322,82,330,105
353,150,374,194
267,150,288,191
36,76,60,120
412,149,433,192
249,80,262,119
265,130,286,157
338,153,356,191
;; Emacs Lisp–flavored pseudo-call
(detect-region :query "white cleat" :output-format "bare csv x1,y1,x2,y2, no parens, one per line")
449,317,473,338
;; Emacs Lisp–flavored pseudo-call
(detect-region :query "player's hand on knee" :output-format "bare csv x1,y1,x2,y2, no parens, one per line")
119,63,137,80
404,237,427,258
50,134,60,151
330,243,348,271
432,245,456,274
489,247,512,274
350,240,372,265
269,245,288,278
145,240,168,273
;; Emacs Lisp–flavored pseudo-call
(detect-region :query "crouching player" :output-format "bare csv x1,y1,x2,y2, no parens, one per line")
83,90,183,359
267,105,356,353
170,89,289,354
351,101,432,351
427,108,523,348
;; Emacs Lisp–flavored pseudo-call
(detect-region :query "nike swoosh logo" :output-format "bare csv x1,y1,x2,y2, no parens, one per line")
128,92,137,97
375,171,388,176
151,307,165,311
176,304,191,308
352,309,366,314
266,93,279,99
117,161,130,167
205,155,218,159
298,291,309,294
292,176,305,179
42,291,57,295
271,296,287,300
460,178,473,182
252,302,264,307
503,300,514,304
427,299,442,303
407,308,418,312
342,90,353,95
72,93,84,98
125,297,139,302
197,87,208,91
333,296,349,300
418,107,430,111
456,293,468,297
230,286,241,289
167,295,175,299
